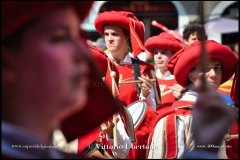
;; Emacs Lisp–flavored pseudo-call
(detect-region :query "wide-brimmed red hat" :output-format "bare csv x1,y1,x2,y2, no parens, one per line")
2,1,121,142
2,1,93,40
167,40,238,88
94,11,145,57
145,32,183,54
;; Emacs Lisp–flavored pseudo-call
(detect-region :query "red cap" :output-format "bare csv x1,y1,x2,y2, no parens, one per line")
167,40,238,88
94,11,145,57
2,1,93,40
145,32,183,54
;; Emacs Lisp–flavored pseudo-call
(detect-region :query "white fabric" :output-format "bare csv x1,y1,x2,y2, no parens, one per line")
155,68,175,80
106,115,132,159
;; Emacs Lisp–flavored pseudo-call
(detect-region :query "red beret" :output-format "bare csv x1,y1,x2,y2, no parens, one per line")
167,40,238,87
145,32,183,54
94,11,145,57
2,1,93,40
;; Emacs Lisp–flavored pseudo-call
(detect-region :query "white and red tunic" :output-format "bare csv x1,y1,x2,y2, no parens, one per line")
147,91,228,159
155,69,178,112
107,53,159,159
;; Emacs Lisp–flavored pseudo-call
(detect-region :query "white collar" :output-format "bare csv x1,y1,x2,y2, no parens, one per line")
180,90,198,102
156,68,175,79
107,52,133,65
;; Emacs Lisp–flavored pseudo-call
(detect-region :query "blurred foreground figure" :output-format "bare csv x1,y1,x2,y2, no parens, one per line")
2,2,120,158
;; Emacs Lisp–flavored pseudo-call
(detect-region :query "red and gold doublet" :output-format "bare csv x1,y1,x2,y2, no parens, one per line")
157,78,177,111
116,60,159,159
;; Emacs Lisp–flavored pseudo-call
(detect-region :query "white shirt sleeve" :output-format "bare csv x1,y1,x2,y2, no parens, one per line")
139,87,157,111
106,114,132,159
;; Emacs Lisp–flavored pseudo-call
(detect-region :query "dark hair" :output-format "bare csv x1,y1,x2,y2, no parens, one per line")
122,28,132,52
183,22,207,41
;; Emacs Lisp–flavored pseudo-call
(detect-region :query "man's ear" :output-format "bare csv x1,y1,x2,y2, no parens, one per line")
2,48,17,83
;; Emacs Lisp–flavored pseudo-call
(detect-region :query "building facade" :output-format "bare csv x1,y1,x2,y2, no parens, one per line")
81,1,238,45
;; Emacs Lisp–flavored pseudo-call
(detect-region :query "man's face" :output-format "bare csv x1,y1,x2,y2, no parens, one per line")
184,32,199,46
189,59,223,90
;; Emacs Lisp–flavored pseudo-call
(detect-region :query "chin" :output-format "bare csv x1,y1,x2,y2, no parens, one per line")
209,84,219,90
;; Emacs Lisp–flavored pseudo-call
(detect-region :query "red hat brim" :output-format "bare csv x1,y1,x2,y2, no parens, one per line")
168,40,238,88
2,1,93,40
145,32,183,54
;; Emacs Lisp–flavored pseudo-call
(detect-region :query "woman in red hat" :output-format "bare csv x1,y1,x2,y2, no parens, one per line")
2,2,120,158
145,32,185,112
147,40,238,159
94,11,160,159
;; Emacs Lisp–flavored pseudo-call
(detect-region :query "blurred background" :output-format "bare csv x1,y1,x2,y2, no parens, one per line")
81,1,238,49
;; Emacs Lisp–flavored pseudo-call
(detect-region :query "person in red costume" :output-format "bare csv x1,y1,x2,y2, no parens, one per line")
94,11,160,159
147,40,238,159
145,32,185,112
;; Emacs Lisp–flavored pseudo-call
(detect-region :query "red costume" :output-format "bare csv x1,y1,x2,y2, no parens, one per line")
94,11,160,159
148,40,238,159
145,32,183,111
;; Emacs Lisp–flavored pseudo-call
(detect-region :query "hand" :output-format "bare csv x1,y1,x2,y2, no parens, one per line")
138,75,153,97
170,84,186,100
100,115,119,138
192,84,234,153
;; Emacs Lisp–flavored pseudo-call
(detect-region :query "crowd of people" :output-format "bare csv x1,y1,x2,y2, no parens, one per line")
2,1,239,159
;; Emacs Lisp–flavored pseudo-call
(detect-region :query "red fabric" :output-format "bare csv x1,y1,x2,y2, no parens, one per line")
77,127,112,156
230,63,239,105
89,46,108,77
94,11,145,57
129,18,144,57
2,1,93,40
113,60,160,159
89,46,120,96
146,99,194,157
77,128,100,154
156,78,177,112
226,120,239,159
145,32,183,54
60,58,121,142
127,106,158,159
167,40,238,87
165,114,177,158
117,60,158,106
